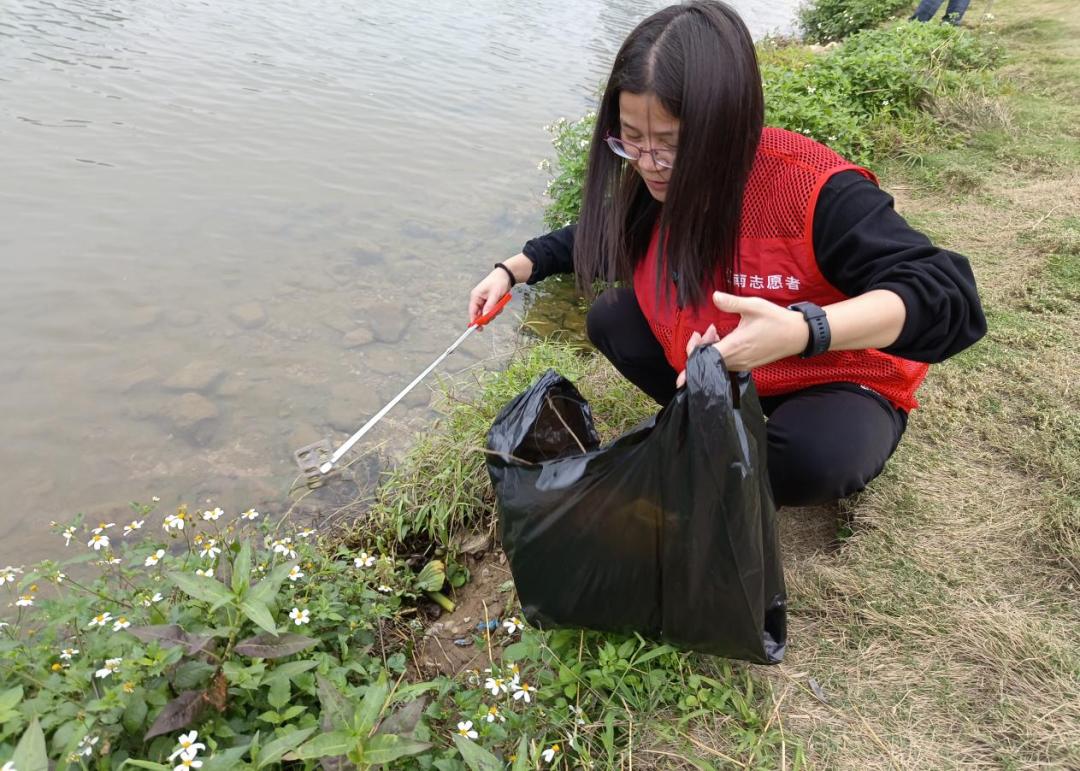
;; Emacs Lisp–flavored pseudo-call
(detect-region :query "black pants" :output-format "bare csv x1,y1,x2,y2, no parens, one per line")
586,289,907,507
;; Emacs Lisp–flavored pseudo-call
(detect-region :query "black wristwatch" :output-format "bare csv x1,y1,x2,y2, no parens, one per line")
787,301,831,358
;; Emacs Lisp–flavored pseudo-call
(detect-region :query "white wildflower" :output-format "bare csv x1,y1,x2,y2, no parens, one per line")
145,548,166,567
484,676,509,696
511,681,535,703
288,607,311,626
287,565,304,582
16,595,33,607
541,744,561,763
377,584,392,594
296,527,316,539
88,612,113,628
353,551,376,568
455,720,478,740
271,538,296,559
112,616,131,632
195,567,213,578
240,508,260,521
168,730,206,762
75,735,98,757
95,657,122,679
174,757,202,771
485,704,505,723
123,520,145,535
201,507,223,522
502,616,524,635
91,522,115,534
199,539,221,560
87,533,110,551
163,512,185,531
60,647,79,660
62,526,76,546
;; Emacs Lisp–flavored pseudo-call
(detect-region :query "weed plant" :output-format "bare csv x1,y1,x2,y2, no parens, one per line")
798,0,913,44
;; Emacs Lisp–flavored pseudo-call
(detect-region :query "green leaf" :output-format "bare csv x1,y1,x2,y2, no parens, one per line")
355,670,389,735
248,562,294,607
511,735,530,771
0,686,23,711
174,659,217,690
123,696,149,734
263,659,318,683
235,633,317,658
287,730,354,760
122,762,172,771
316,675,355,731
169,570,235,607
12,717,48,771
279,705,306,721
502,641,532,661
634,644,676,665
200,744,252,771
452,734,502,771
362,733,433,764
239,598,278,636
255,726,316,769
268,675,290,710
232,541,253,595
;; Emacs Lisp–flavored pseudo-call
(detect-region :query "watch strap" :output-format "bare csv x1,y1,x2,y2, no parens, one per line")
788,301,831,358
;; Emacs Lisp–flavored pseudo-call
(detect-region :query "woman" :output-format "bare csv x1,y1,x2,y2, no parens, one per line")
468,1,985,507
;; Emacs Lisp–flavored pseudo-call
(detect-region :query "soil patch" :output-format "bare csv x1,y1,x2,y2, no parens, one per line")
413,550,518,678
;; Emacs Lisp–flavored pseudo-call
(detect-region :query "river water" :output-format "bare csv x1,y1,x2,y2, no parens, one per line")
0,0,798,564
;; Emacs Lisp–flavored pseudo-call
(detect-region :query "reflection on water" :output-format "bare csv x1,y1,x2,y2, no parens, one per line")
0,0,797,563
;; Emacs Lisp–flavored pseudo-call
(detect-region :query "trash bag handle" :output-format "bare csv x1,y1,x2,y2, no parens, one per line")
688,346,751,409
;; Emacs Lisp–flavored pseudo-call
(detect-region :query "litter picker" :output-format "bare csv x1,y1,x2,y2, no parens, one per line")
293,292,512,484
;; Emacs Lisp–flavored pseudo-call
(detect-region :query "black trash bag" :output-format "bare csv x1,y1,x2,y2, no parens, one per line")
486,345,786,664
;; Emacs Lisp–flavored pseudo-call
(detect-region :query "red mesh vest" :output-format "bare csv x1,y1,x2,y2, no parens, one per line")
633,127,928,411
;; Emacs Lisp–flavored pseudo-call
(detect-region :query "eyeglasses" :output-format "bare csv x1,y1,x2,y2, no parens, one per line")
603,131,675,170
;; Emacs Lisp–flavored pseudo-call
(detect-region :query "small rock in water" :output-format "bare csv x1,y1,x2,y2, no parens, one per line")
366,303,413,343
116,364,160,394
379,382,430,410
163,392,220,445
168,309,200,327
342,327,375,348
127,305,163,330
164,361,225,393
229,302,267,329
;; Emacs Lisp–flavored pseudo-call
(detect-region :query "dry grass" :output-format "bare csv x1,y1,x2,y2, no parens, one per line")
761,1,1080,767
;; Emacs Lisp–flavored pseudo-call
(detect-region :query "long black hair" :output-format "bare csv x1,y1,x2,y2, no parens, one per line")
574,1,763,308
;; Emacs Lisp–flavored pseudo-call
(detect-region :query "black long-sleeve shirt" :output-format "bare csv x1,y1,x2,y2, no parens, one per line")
521,170,986,364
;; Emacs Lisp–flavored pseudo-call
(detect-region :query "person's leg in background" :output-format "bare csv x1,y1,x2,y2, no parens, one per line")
760,384,907,508
586,287,677,406
910,0,946,21
943,0,971,24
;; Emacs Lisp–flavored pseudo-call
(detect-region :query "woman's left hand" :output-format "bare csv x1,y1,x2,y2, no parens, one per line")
675,291,809,386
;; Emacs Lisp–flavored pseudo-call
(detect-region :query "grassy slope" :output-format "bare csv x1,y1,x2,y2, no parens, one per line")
351,2,1077,765
767,1,1079,767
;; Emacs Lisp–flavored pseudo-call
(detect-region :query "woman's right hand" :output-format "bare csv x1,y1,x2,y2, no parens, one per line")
468,268,512,324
